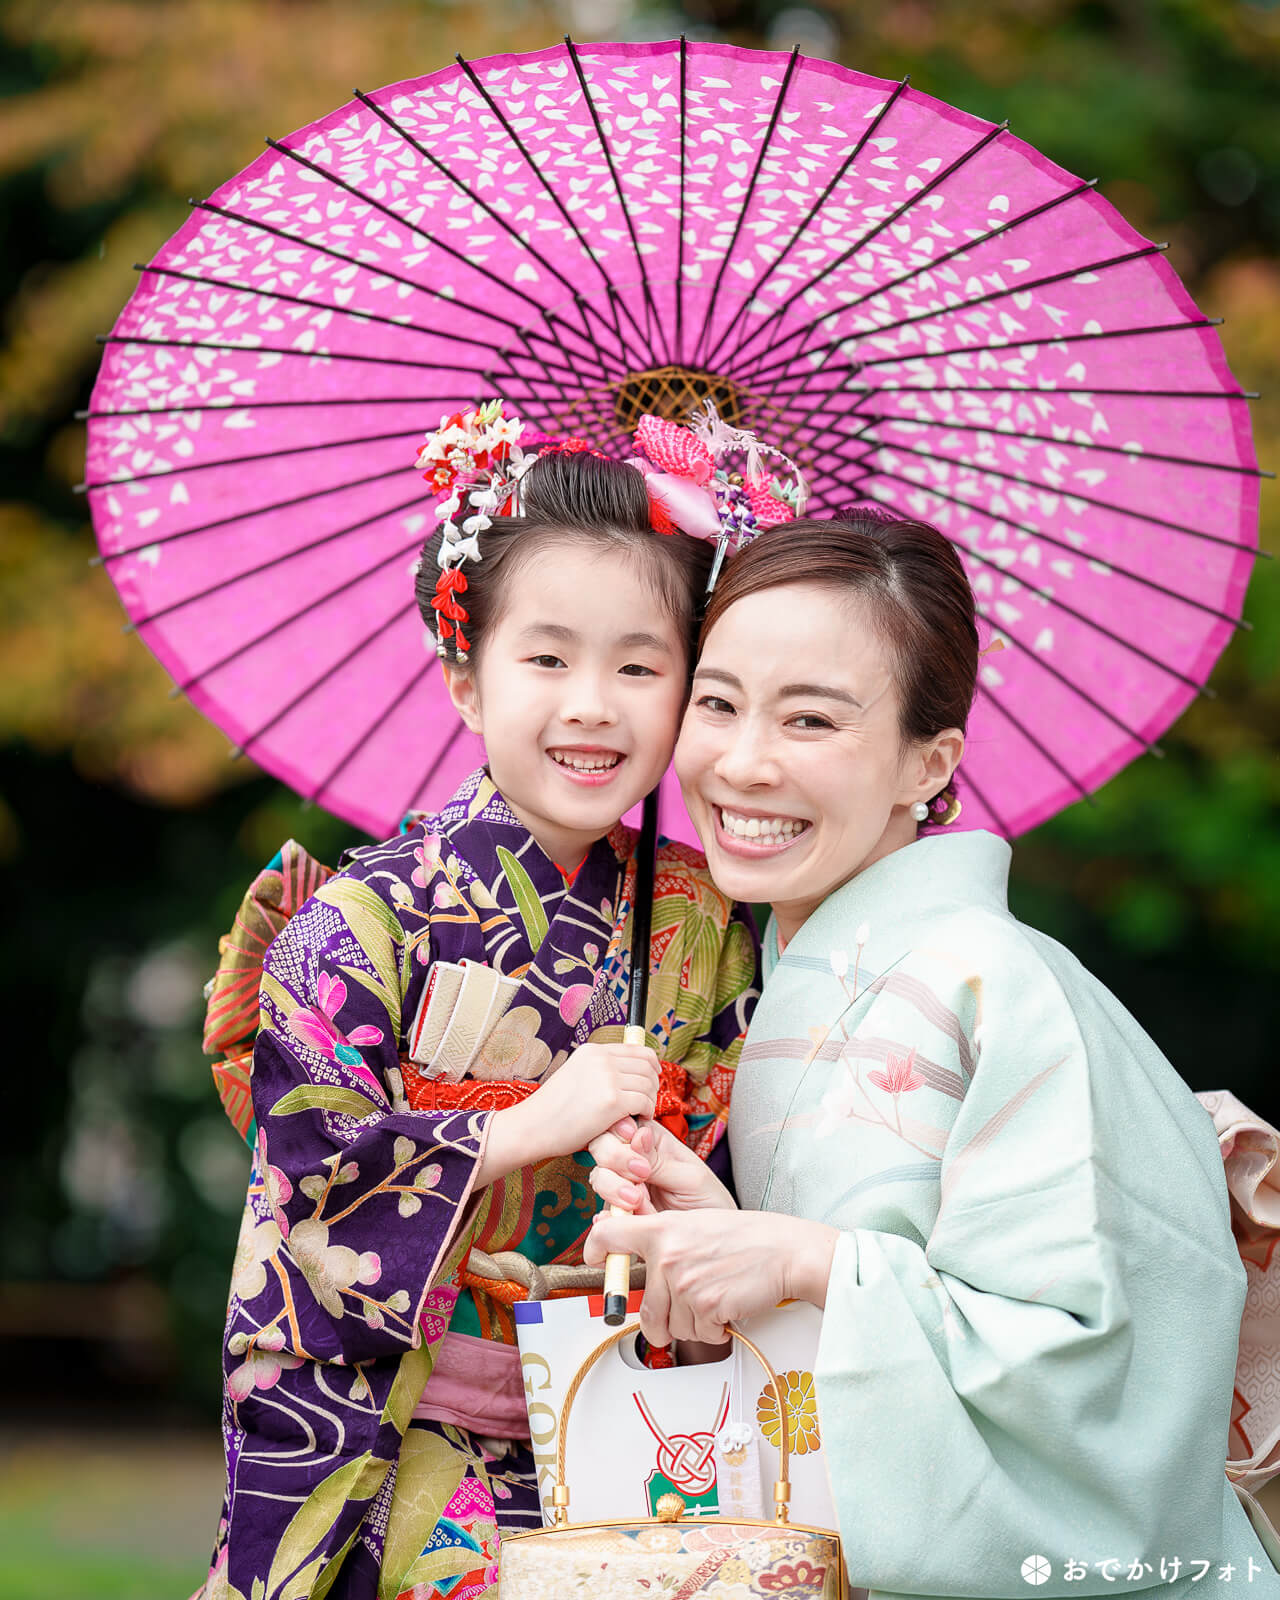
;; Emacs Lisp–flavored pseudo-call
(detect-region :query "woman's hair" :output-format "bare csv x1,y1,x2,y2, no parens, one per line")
700,510,979,757
415,449,713,663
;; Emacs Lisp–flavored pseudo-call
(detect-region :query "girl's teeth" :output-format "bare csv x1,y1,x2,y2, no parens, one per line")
551,751,620,773
720,809,806,840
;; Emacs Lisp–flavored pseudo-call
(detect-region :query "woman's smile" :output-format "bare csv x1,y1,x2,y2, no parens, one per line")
712,803,812,855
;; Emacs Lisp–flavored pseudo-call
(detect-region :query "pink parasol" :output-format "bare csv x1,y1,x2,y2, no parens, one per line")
83,38,1265,842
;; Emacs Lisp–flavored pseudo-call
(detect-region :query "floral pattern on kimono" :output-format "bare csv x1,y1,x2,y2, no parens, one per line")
200,770,758,1600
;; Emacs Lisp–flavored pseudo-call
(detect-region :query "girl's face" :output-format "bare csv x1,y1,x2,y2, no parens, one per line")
675,582,962,944
445,540,689,871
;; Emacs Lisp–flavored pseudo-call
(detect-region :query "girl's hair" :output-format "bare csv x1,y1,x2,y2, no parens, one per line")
415,449,713,663
700,511,979,759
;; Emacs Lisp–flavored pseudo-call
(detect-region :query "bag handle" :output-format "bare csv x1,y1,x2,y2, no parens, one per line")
551,1321,792,1526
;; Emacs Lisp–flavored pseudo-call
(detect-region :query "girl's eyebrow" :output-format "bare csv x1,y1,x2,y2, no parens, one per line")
518,621,670,652
693,665,863,708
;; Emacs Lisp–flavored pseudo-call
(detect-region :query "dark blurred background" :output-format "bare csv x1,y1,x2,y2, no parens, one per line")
1,1,1276,1593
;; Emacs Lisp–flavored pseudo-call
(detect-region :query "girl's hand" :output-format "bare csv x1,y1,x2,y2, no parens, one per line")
587,1119,734,1214
584,1208,839,1347
476,1043,659,1184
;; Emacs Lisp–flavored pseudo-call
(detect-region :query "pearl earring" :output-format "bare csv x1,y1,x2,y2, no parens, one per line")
911,801,929,823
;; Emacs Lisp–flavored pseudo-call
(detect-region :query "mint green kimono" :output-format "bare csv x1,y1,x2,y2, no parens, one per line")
729,830,1278,1599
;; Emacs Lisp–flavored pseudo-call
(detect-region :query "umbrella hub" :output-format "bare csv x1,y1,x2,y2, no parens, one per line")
613,365,746,432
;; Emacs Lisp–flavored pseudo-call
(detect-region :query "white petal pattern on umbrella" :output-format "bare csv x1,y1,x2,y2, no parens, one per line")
83,38,1264,841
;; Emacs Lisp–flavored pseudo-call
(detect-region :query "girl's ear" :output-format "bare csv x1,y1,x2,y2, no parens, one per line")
441,661,483,735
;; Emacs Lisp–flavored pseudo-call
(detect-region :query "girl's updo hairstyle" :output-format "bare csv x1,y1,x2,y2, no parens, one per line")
414,448,713,664
699,510,979,805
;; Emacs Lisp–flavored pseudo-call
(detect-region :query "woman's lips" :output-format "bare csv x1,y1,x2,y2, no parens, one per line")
546,748,626,788
711,804,812,858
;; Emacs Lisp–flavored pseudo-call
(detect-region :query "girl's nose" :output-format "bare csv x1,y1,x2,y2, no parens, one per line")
561,672,618,727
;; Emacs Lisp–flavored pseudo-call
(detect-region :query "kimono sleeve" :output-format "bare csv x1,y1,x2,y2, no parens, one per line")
815,929,1249,1598
673,896,760,1177
252,870,489,1366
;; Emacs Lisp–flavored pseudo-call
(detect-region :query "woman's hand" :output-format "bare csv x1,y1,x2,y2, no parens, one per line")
476,1043,659,1186
584,1207,839,1347
587,1119,734,1214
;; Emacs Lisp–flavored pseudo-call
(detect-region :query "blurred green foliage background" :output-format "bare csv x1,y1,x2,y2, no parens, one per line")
1,0,1276,1593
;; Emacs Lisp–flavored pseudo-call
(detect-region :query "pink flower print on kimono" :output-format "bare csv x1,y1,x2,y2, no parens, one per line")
285,972,387,1101
869,1046,924,1096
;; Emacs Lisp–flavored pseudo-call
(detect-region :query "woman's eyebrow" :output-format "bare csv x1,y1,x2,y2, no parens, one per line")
693,666,863,708
779,681,864,708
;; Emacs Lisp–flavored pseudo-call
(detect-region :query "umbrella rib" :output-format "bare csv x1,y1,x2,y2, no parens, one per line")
232,599,418,758
307,658,436,807
352,88,646,377
707,75,912,374
79,396,457,419
754,242,1172,395
675,35,688,364
689,45,802,370
853,409,1268,478
81,423,421,492
191,198,621,390
448,58,655,374
761,372,1258,402
974,682,1093,804
401,717,470,821
768,314,1226,388
169,535,423,693
563,35,664,361
97,329,496,377
122,490,431,630
729,120,1008,381
189,198,595,364
817,177,1098,323
838,427,1262,563
107,469,421,567
134,257,473,347
262,135,629,388
841,455,1242,678
946,748,1014,837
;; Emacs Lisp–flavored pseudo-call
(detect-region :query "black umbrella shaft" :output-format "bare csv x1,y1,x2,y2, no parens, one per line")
627,788,660,1032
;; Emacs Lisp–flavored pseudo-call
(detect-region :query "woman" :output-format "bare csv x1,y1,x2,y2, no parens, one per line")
587,512,1279,1599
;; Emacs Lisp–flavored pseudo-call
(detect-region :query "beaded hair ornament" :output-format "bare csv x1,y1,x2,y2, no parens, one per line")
414,398,806,663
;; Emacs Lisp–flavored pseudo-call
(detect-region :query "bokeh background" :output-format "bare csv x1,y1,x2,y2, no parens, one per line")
2,1,1277,1595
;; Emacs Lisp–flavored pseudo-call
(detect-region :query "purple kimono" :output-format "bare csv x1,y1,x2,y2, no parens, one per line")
199,771,759,1600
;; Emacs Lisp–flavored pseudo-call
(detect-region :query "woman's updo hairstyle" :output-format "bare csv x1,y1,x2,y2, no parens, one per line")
414,447,713,664
699,509,979,810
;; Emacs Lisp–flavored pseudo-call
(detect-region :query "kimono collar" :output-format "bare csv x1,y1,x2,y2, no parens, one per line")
436,768,631,911
765,829,1013,980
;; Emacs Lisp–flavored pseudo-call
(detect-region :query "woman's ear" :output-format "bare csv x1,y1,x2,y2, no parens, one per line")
901,727,965,809
441,661,483,735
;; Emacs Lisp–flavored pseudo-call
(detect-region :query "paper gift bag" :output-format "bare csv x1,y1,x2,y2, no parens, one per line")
514,1289,837,1531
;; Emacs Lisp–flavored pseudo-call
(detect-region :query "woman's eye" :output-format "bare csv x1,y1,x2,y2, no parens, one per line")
528,654,565,669
696,694,735,715
619,662,657,677
789,714,834,730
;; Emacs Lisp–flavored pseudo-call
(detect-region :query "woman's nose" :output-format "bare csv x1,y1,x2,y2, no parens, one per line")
713,721,778,790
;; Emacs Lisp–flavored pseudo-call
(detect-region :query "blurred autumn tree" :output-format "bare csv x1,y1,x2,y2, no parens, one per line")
1,0,1277,1421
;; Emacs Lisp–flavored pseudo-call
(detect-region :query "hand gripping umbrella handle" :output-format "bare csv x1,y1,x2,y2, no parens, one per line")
602,789,659,1327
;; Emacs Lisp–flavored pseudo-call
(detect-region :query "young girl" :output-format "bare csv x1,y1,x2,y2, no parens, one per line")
197,406,768,1600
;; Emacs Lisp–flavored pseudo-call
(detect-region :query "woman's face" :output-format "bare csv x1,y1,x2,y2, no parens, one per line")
675,582,959,943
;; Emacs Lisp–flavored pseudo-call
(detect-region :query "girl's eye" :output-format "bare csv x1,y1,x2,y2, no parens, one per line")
528,654,565,669
619,663,657,677
696,694,735,715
